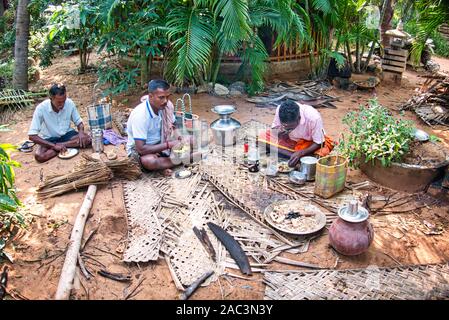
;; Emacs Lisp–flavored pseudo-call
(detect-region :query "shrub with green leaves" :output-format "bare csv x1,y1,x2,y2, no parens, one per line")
0,143,25,259
338,99,415,168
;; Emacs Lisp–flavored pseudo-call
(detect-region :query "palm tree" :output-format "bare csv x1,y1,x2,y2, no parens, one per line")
99,0,167,88
0,1,5,17
411,0,449,64
164,0,309,94
12,0,30,90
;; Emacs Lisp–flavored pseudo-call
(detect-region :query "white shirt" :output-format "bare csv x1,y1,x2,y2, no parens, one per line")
126,100,175,154
28,98,82,139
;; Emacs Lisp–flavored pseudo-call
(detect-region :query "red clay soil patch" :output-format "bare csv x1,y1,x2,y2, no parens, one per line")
1,53,449,300
402,141,449,166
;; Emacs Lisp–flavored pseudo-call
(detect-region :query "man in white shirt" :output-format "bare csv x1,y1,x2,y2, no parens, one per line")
28,84,91,162
126,79,187,175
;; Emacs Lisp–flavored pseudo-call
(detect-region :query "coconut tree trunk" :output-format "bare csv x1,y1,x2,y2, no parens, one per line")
0,1,5,17
140,48,148,88
381,0,395,48
12,0,30,90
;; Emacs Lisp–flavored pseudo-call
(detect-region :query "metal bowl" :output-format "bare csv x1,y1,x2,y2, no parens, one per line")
413,128,429,142
289,171,306,185
211,105,236,115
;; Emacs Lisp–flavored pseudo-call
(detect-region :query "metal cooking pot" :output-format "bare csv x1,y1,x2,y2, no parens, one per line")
300,156,318,181
210,105,241,146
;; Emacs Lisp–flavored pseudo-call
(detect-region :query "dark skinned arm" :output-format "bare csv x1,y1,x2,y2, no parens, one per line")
135,139,179,156
288,142,320,167
28,135,66,153
76,122,90,148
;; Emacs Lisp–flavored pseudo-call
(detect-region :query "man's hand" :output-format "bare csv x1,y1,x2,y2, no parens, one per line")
78,131,90,148
53,143,67,153
272,127,289,140
181,135,194,145
288,150,306,168
167,140,181,149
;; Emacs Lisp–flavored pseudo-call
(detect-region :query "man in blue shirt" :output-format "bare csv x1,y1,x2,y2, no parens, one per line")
28,84,91,162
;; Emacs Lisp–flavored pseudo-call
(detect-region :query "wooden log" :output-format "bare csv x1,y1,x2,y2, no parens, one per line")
383,54,407,62
382,59,407,68
382,64,405,73
55,185,97,300
384,48,408,57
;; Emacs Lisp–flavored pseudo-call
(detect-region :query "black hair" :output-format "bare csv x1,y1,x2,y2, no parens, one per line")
49,83,66,96
148,79,170,93
279,100,300,123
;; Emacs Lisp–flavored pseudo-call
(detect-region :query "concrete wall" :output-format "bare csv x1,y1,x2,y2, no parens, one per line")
119,56,311,81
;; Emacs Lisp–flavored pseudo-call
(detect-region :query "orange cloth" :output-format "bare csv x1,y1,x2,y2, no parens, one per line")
258,129,334,157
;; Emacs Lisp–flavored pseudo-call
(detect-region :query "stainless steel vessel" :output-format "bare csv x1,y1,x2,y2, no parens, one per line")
300,156,318,181
210,105,241,146
91,128,104,153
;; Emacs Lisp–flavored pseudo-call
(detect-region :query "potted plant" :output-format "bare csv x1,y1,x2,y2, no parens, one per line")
339,99,449,192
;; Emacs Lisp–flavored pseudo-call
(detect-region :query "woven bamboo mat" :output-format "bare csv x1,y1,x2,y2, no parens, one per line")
264,263,449,300
161,179,229,288
123,170,227,285
122,174,165,262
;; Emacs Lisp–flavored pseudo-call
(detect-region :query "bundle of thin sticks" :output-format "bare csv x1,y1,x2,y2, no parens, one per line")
37,162,113,199
77,154,141,180
37,154,142,199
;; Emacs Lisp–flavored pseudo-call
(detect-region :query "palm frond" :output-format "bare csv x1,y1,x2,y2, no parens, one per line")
213,0,252,41
311,0,333,15
239,35,268,95
165,7,214,85
411,0,449,64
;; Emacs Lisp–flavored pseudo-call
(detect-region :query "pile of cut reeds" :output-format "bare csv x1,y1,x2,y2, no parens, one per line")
37,154,142,199
37,162,113,199
77,154,141,180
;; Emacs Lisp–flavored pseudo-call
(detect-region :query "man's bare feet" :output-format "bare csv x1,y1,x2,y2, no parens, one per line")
162,168,173,177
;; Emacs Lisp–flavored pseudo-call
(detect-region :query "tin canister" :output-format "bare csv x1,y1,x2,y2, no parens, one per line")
91,128,104,153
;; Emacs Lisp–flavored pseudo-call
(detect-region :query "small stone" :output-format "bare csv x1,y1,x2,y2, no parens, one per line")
214,83,229,96
229,89,243,97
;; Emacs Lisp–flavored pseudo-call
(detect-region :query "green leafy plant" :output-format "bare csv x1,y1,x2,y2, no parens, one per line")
0,143,25,259
46,0,103,73
339,99,415,168
429,134,442,143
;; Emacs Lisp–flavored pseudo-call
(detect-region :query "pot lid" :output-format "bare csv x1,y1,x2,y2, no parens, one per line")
300,156,318,164
211,105,236,115
338,200,369,223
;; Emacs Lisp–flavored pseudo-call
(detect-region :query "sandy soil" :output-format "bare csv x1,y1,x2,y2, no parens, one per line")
1,53,449,300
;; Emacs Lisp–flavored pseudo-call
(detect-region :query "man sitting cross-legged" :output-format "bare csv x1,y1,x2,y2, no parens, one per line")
28,83,91,163
126,79,200,175
258,100,334,168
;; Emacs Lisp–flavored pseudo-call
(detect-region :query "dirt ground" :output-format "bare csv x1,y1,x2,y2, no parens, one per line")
1,53,449,300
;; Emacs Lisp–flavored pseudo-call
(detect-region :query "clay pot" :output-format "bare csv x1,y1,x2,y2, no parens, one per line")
329,218,374,256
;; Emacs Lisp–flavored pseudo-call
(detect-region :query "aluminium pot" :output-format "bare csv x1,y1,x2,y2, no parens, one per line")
210,105,241,146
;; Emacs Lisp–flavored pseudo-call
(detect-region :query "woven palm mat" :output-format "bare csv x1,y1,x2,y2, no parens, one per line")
264,263,449,300
122,171,227,284
201,119,364,245
122,174,166,262
224,211,311,269
122,168,306,287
